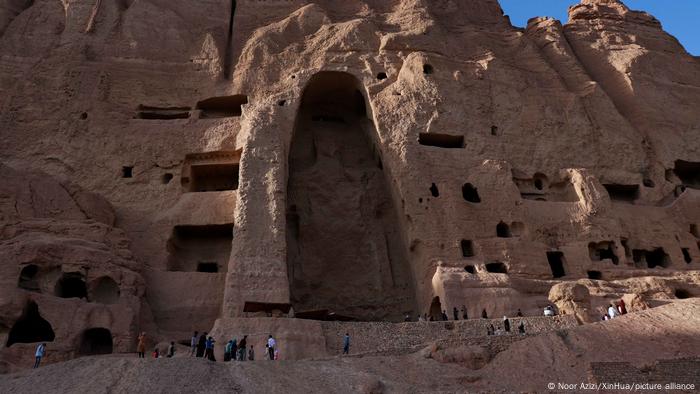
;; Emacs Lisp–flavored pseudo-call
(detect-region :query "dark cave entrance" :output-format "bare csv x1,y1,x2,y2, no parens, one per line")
79,328,113,355
286,71,416,321
6,301,55,347
55,273,88,300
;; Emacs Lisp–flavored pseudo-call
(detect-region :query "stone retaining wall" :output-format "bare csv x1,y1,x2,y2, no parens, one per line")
321,315,578,355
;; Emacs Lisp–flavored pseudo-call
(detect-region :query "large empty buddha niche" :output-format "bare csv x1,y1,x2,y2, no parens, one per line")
418,132,464,149
166,224,233,272
633,248,671,269
547,251,566,278
673,160,700,189
485,262,507,274
196,95,247,118
18,264,40,292
91,276,120,304
588,241,619,265
6,301,55,347
462,183,481,203
181,151,241,192
55,273,88,300
603,184,639,202
79,328,113,355
286,71,416,321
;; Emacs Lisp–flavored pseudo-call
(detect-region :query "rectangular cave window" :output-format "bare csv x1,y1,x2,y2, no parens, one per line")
122,166,133,178
197,262,219,273
418,133,464,149
196,95,248,118
135,105,191,120
673,160,700,189
485,261,507,273
603,184,639,202
588,241,619,264
587,270,602,280
181,151,241,193
460,240,474,257
682,248,692,264
547,251,566,278
188,163,239,192
166,224,233,272
633,248,671,269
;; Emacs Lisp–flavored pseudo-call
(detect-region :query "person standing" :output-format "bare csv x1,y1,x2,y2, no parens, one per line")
167,341,175,358
267,335,276,361
516,308,523,317
137,332,146,358
224,340,233,362
461,305,468,320
481,309,488,319
517,321,525,335
453,307,459,320
238,335,247,361
441,310,448,321
607,303,619,319
231,338,238,361
190,331,198,356
618,299,627,315
196,332,207,358
503,316,511,332
248,345,255,361
33,343,46,368
342,333,350,355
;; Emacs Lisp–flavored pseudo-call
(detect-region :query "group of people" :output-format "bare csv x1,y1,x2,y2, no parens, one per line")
137,332,175,359
486,316,525,336
602,299,627,320
414,306,526,322
189,331,278,362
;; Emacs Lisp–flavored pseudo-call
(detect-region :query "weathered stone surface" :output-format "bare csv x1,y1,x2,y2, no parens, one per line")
0,0,698,377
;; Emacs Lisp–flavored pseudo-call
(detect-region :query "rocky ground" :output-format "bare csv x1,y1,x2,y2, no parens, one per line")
1,299,698,394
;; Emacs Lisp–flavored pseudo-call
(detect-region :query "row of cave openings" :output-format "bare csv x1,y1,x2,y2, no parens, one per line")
5,301,113,356
459,236,695,280
133,95,248,120
17,265,120,304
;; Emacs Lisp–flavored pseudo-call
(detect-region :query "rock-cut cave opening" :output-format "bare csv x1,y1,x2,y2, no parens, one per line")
286,71,416,321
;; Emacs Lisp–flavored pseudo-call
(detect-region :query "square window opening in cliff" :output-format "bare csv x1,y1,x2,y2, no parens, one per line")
461,240,474,257
122,166,133,178
462,183,481,203
187,163,239,192
423,64,433,74
682,248,692,264
464,265,476,274
166,224,233,272
673,160,700,189
603,184,639,202
6,301,55,347
547,251,566,278
18,264,40,292
418,133,464,149
496,221,511,238
79,328,113,355
587,270,602,280
376,72,387,80
485,261,507,274
588,241,619,265
491,125,498,136
196,95,248,118
197,262,219,273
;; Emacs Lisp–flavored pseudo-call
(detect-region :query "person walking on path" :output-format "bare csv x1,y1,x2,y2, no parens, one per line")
204,336,215,361
441,310,448,321
481,309,488,319
224,340,233,361
238,335,248,361
33,343,46,369
461,305,468,320
190,331,198,356
503,316,511,332
137,332,146,358
516,308,523,317
518,321,525,335
267,335,276,361
342,333,350,355
248,345,254,361
618,299,627,315
167,341,175,358
453,307,459,320
607,303,619,319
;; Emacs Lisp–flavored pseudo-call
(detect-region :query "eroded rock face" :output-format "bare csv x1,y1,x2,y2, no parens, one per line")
0,0,698,369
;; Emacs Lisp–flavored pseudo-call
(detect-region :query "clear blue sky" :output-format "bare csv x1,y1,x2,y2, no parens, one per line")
499,0,700,55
